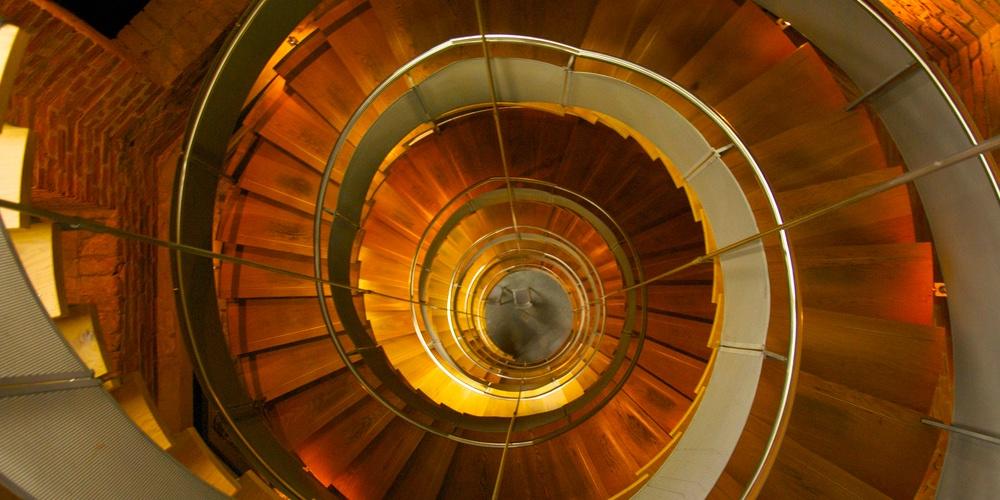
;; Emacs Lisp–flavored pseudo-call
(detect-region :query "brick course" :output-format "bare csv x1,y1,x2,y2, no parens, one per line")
0,0,245,416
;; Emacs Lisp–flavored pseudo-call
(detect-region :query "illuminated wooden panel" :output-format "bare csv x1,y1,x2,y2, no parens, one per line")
110,373,174,450
54,304,109,378
167,428,240,496
234,470,282,500
0,24,29,122
0,125,34,229
9,221,66,317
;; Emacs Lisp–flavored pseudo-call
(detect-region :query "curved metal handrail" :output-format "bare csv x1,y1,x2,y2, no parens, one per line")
409,177,639,393
165,0,997,496
310,34,797,458
852,0,1000,203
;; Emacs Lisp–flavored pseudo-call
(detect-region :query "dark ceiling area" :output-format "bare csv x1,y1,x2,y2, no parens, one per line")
53,0,151,38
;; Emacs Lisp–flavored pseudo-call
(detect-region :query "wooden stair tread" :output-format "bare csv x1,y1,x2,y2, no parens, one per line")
645,284,716,321
277,35,370,134
227,297,341,355
0,124,33,229
54,304,109,378
623,0,739,79
727,110,887,193
238,337,346,402
268,366,375,450
580,0,666,59
219,193,330,257
325,5,404,99
255,92,350,177
637,339,708,399
622,365,692,431
778,198,916,249
800,307,944,412
385,427,459,499
784,371,941,498
671,1,797,107
332,416,426,499
795,242,934,324
218,246,326,299
237,140,340,216
167,427,240,496
705,44,849,146
438,434,502,500
111,372,174,450
644,312,713,362
10,221,66,318
297,395,397,487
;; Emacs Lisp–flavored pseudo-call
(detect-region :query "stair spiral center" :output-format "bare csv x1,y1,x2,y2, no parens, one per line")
484,268,573,364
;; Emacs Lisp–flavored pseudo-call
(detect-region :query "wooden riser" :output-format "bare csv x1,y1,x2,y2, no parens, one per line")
215,1,945,497
670,2,796,107
617,0,738,80
384,427,459,499
218,193,330,258
227,297,343,356
267,365,379,450
239,337,347,402
296,393,398,487
218,246,328,299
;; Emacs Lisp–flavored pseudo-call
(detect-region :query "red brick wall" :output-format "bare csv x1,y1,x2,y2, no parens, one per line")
878,1,1000,141
0,1,235,403
881,0,1000,60
116,0,250,85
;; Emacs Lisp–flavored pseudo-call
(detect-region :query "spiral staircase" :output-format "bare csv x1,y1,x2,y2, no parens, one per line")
2,0,999,499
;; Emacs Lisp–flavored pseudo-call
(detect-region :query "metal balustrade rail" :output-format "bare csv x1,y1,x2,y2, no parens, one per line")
160,0,1000,498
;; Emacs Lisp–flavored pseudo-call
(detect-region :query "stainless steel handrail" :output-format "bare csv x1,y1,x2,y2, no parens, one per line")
311,33,795,452
409,176,639,392
852,0,1000,205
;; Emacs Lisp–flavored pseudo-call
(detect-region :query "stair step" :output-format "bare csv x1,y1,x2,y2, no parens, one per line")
255,92,349,178
370,0,468,64
622,364,692,431
580,0,666,60
727,110,887,193
671,1,797,107
218,193,330,257
801,308,944,413
721,411,890,499
637,339,708,399
110,372,174,450
385,426,459,499
238,337,346,402
297,393,398,487
167,427,240,496
325,4,404,101
439,432,502,499
576,411,643,493
622,0,738,79
599,395,671,470
275,33,370,134
9,221,66,317
332,415,426,499
267,365,376,450
783,371,941,498
218,246,325,299
237,140,340,216
227,297,342,356
772,167,916,247
500,109,579,178
644,312,714,361
702,44,848,146
795,243,934,324
54,304,109,378
646,284,716,321
0,124,33,229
